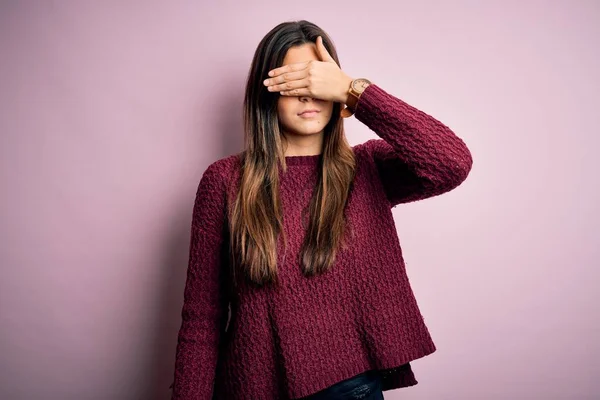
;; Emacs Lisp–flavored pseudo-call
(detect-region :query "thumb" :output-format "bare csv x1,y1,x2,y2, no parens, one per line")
316,36,336,64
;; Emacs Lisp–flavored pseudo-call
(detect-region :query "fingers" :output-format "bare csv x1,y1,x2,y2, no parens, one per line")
267,61,309,77
263,70,306,88
316,36,335,64
266,77,310,94
280,88,312,97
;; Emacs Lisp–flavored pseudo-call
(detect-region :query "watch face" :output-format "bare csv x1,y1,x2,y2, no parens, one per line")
352,78,372,93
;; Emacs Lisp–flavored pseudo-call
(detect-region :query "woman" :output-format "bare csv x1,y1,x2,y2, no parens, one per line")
170,20,473,399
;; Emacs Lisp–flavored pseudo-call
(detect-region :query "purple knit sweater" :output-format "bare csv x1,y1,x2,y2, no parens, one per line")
170,84,473,399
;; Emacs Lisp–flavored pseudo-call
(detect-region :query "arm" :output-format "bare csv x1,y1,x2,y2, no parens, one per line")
354,84,473,207
170,162,229,399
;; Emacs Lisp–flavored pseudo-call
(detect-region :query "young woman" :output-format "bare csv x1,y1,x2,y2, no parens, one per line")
170,20,473,400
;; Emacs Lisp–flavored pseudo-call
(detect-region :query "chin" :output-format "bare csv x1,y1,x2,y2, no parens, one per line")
282,121,326,136
293,126,324,135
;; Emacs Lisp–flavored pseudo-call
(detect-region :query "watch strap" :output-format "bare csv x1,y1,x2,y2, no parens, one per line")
341,78,371,118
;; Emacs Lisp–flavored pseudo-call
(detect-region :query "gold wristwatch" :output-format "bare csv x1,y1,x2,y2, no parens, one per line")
340,78,372,118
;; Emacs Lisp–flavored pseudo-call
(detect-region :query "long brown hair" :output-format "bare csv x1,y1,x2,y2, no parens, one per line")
228,20,356,287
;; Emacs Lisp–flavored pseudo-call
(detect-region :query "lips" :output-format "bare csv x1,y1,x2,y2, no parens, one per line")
298,109,320,116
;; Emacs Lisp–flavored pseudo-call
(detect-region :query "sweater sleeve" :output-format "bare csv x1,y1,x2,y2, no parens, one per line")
353,84,473,207
170,161,230,400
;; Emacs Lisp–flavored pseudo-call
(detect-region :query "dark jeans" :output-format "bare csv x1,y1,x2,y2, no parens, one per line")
300,369,384,400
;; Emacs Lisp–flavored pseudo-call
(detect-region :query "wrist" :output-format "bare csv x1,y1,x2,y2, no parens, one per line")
339,77,372,118
340,75,354,104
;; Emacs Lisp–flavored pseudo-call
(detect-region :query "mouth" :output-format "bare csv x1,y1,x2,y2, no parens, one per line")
298,109,320,117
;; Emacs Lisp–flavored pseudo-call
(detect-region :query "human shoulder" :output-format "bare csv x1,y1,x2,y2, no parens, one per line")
192,153,241,229
201,152,242,185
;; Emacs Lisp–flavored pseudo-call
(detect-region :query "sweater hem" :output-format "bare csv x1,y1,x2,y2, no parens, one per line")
289,341,436,399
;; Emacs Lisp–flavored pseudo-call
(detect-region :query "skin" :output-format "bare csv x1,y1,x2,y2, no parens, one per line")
263,36,354,157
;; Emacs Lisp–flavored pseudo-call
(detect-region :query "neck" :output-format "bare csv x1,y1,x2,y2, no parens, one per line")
281,130,324,156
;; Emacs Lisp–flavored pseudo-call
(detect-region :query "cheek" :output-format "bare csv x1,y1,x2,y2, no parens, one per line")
277,99,290,120
320,101,334,113
277,97,292,111
321,103,334,120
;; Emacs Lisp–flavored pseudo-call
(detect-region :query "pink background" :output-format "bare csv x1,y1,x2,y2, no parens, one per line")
1,1,598,399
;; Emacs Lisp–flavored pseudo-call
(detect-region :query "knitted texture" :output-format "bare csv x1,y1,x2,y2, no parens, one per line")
170,84,473,399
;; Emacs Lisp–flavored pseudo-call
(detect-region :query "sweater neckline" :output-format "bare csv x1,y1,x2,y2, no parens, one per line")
284,153,322,166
